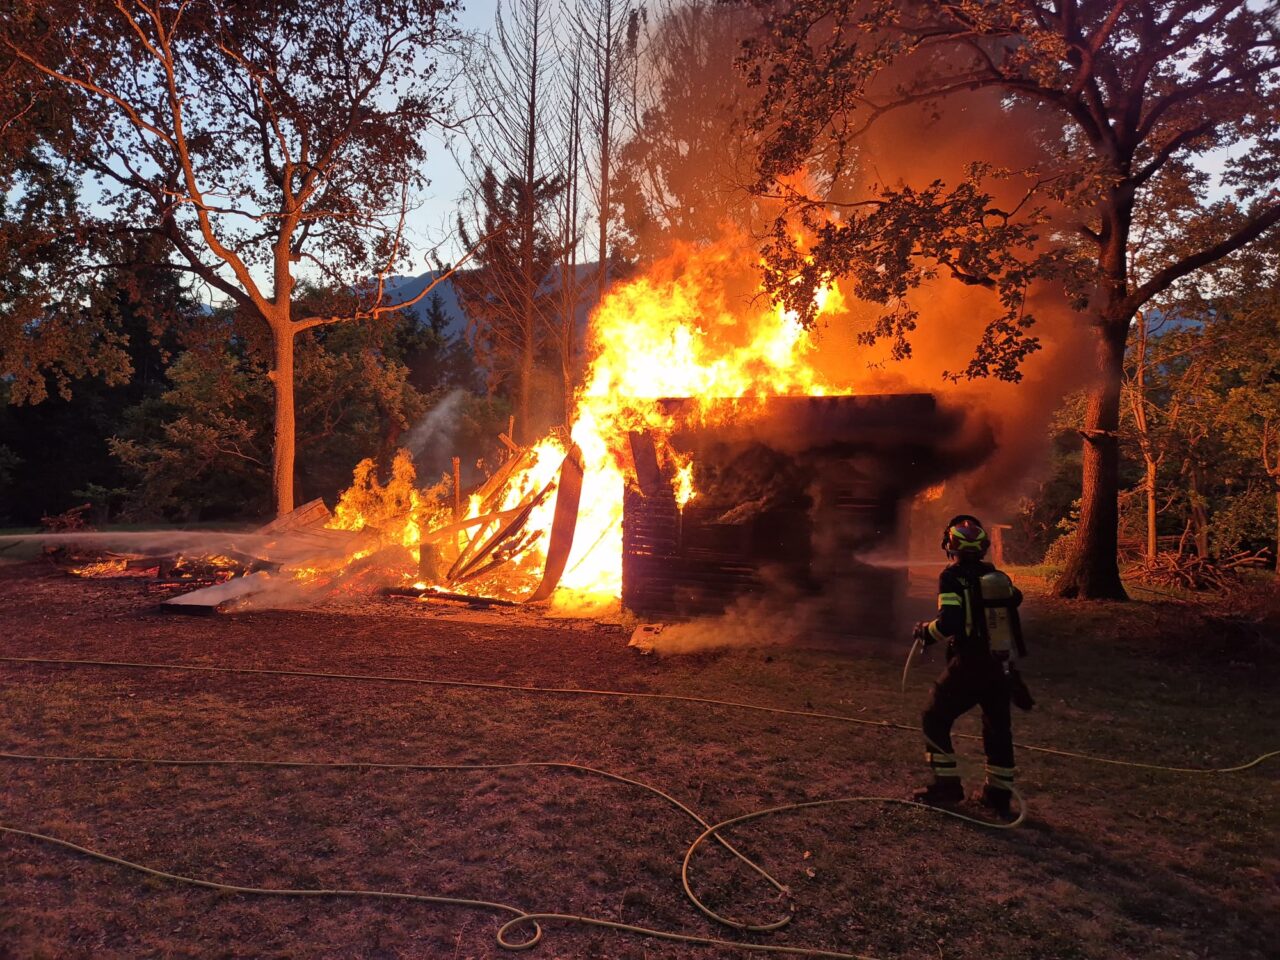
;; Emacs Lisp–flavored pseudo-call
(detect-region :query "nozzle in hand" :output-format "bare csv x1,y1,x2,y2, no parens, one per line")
913,621,936,647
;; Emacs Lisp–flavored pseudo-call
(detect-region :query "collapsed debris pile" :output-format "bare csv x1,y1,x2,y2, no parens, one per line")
63,498,378,613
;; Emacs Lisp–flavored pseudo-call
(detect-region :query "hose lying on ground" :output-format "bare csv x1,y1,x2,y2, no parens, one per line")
0,655,1274,957
0,749,1021,959
1,655,1276,773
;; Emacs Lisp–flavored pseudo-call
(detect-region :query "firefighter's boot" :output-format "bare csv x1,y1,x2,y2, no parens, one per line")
977,784,1014,819
913,778,965,805
977,763,1017,820
916,778,962,808
915,749,964,805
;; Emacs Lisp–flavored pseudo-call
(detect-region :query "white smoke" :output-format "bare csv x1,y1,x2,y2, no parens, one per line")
628,567,824,656
403,388,469,475
0,528,366,569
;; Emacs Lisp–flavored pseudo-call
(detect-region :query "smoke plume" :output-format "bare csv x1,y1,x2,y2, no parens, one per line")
403,388,470,476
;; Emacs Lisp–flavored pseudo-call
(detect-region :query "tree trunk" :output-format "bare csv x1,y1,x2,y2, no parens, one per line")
519,331,533,445
597,20,612,300
518,0,541,445
270,323,296,517
1055,319,1129,599
1131,310,1158,562
1144,453,1158,561
1189,464,1209,557
1275,487,1280,576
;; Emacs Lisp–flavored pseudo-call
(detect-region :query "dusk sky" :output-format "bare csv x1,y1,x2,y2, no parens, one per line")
406,0,501,269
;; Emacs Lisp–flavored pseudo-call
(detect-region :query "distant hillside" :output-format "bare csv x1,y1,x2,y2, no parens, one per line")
382,269,471,340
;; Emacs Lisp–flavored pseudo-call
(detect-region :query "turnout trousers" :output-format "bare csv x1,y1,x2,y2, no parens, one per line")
921,654,1016,791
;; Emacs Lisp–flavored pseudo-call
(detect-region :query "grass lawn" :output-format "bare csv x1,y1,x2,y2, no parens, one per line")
0,561,1276,959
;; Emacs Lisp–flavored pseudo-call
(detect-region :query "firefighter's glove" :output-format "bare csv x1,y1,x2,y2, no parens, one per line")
1007,666,1036,712
913,622,936,648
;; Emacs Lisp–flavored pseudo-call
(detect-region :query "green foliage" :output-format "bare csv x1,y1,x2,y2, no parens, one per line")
0,86,128,404
741,0,1280,597
1005,452,1081,564
761,167,1048,381
0,246,189,525
4,0,468,516
1022,238,1280,568
1210,485,1275,556
397,292,480,395
107,303,451,522
109,345,272,521
4,0,463,308
740,0,1280,384
450,393,514,477
1041,531,1077,570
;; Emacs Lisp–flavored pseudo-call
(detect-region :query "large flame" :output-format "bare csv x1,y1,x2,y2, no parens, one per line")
324,232,849,613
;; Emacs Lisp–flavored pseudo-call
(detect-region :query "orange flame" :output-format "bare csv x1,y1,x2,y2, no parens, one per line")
325,230,849,612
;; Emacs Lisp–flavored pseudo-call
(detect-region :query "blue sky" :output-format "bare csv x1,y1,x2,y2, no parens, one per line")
402,0,501,269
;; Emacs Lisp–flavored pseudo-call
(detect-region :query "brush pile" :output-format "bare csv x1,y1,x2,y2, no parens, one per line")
1136,549,1270,592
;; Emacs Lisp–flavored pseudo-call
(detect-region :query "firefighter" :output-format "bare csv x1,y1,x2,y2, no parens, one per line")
911,514,1033,818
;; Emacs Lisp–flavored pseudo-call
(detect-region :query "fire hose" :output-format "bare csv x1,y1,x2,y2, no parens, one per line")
0,749,1020,960
900,636,923,695
4,654,1274,773
0,655,1276,959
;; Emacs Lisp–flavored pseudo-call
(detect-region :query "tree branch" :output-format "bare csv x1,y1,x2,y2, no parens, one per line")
294,218,513,331
1126,200,1280,312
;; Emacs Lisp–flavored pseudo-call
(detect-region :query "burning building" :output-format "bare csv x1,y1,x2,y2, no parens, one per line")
74,235,988,633
310,236,991,644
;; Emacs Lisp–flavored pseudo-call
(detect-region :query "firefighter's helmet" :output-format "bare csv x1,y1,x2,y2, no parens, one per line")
942,515,990,558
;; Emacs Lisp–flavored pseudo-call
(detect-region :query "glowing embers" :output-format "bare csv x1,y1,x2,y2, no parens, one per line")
69,552,245,585
69,558,135,578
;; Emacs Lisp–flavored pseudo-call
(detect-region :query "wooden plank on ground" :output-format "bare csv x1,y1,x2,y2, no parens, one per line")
255,498,331,535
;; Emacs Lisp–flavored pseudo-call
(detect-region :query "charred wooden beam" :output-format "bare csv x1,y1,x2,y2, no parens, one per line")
526,444,584,602
380,586,518,608
629,432,665,496
447,479,554,583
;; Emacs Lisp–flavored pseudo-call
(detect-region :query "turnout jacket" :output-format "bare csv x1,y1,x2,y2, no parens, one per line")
925,558,1024,659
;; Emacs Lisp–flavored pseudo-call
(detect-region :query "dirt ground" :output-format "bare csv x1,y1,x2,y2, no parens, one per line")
0,559,1276,960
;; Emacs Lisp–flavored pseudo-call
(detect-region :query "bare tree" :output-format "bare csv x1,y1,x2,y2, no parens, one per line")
551,40,586,421
1123,311,1206,560
3,0,472,517
576,0,637,294
457,0,568,444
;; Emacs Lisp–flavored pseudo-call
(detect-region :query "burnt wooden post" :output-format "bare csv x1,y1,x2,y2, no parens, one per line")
452,457,462,518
